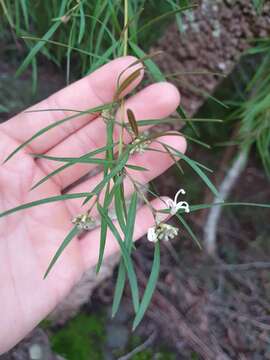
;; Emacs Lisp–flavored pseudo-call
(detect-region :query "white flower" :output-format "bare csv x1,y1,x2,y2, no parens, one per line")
165,189,190,215
147,223,179,243
147,227,158,242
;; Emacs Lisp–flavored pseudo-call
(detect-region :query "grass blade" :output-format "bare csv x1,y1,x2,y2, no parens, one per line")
16,22,61,77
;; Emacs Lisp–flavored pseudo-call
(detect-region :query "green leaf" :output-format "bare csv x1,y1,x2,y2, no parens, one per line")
125,192,138,252
97,203,139,313
0,192,89,219
175,213,202,249
125,164,149,172
44,226,80,278
112,192,138,317
162,142,219,197
78,3,86,44
16,0,68,76
96,175,124,274
82,151,129,205
129,42,163,81
22,36,102,59
135,5,196,38
16,22,61,77
114,183,127,233
31,144,116,190
4,103,113,163
132,241,160,330
189,202,270,212
20,0,29,29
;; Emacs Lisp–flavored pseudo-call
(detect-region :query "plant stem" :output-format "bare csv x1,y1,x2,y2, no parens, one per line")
203,148,249,256
118,0,129,157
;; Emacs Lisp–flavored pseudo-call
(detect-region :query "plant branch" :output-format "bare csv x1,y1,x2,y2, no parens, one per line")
204,149,249,256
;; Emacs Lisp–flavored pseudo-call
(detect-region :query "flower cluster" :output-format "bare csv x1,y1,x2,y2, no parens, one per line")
147,223,179,243
130,135,151,155
147,189,190,243
72,213,95,231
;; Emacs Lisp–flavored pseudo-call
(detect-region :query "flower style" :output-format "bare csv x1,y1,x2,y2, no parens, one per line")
165,189,190,215
147,223,179,243
72,213,95,231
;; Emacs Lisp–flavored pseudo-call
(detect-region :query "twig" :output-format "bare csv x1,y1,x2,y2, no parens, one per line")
204,149,249,255
216,261,270,271
117,331,156,360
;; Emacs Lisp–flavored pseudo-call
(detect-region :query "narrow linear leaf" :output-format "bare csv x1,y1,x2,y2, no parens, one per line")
114,183,127,234
161,142,219,197
189,202,270,212
78,3,86,44
97,203,139,313
0,192,90,219
126,164,149,172
44,226,80,278
22,36,102,59
31,144,116,190
96,175,124,274
175,213,202,249
112,192,138,317
4,103,113,163
129,42,163,81
16,21,61,77
132,242,160,330
135,5,196,37
82,151,129,205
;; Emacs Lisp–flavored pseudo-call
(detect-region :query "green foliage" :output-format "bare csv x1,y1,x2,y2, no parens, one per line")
0,0,193,85
49,313,105,360
237,48,270,176
252,0,265,13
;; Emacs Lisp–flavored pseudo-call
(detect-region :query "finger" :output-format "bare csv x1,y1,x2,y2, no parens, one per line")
37,82,180,189
1,56,143,154
80,197,170,270
65,134,187,216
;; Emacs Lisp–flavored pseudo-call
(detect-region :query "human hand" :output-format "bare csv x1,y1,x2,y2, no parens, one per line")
0,56,186,353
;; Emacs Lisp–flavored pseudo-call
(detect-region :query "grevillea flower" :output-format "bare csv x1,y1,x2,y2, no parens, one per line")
130,136,151,154
165,189,190,215
72,213,95,230
147,223,179,243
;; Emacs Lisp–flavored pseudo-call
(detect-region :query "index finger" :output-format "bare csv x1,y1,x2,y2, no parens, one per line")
1,56,143,154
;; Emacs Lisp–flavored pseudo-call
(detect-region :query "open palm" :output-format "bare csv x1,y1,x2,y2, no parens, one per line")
0,57,186,354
